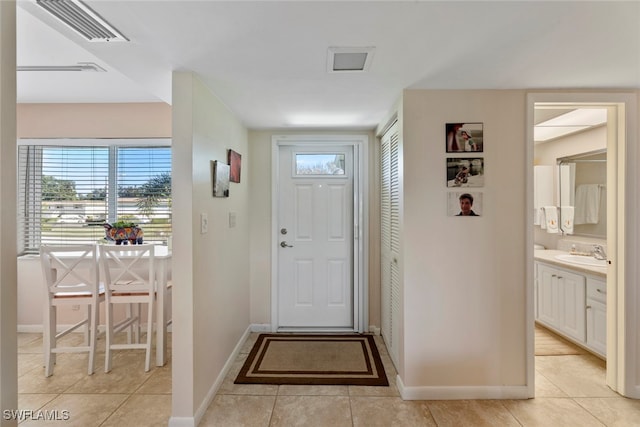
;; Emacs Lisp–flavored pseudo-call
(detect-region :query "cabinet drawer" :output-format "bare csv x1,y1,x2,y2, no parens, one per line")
587,278,606,304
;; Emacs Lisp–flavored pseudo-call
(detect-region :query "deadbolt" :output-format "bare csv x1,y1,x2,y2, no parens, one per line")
280,228,288,235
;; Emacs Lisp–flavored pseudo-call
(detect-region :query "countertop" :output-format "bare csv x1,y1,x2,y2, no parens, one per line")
534,249,607,278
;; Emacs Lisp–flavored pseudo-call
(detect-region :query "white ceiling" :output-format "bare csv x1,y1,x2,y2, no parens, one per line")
16,0,640,130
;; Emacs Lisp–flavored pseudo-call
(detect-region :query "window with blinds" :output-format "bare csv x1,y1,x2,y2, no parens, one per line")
17,139,171,254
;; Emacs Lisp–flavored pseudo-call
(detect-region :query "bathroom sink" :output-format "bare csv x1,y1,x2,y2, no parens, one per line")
554,253,607,267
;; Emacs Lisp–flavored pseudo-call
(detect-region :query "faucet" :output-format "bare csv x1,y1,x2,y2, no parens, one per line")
592,244,607,260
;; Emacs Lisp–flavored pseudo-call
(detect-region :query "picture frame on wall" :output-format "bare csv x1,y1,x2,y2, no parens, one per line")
228,149,242,183
446,157,485,188
445,122,484,153
212,160,230,197
448,191,483,217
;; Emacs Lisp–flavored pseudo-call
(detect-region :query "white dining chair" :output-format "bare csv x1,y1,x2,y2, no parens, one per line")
40,244,104,377
100,244,155,372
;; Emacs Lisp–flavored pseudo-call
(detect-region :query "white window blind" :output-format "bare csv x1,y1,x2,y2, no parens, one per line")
18,139,171,254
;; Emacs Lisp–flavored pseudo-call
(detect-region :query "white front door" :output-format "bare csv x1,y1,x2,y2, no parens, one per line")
277,145,354,328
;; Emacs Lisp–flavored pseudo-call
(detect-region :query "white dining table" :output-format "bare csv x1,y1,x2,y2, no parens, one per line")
149,244,171,367
51,244,172,367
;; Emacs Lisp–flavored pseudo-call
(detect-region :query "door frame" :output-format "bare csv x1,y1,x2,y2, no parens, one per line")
271,134,369,333
526,92,639,398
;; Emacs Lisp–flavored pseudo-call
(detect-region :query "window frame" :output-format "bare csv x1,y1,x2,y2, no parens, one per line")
17,138,171,254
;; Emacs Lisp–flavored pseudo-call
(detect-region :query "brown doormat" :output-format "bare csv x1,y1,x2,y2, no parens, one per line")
235,334,389,386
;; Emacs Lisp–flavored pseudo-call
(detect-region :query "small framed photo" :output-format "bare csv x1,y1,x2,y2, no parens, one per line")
212,160,230,198
228,149,242,183
448,191,483,217
446,157,484,188
445,122,483,153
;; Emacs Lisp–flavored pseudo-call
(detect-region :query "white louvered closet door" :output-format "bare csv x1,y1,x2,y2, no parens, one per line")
380,122,400,366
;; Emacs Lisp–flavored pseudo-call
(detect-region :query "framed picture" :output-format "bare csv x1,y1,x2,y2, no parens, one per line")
448,191,483,217
445,122,484,153
446,157,484,187
228,149,242,183
212,160,230,198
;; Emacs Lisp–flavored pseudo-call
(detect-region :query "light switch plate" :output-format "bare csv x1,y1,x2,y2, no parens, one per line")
200,213,208,234
229,212,236,228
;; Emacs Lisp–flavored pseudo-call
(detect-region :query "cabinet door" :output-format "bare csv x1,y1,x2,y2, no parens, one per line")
586,299,606,357
537,264,559,327
557,270,586,342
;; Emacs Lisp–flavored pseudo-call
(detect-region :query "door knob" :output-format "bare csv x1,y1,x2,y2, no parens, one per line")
280,241,294,248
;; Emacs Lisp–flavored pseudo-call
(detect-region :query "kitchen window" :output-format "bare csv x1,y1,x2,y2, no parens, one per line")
18,139,171,254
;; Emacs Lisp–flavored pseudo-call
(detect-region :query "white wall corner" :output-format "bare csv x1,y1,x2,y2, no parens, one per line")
396,375,531,400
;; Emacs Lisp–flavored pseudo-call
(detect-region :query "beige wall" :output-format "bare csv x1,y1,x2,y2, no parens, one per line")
171,72,250,421
401,90,528,389
17,103,171,138
247,129,380,329
0,0,18,419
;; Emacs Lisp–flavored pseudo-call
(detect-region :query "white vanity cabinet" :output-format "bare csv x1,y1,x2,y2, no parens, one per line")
586,277,607,356
535,260,606,358
536,262,586,342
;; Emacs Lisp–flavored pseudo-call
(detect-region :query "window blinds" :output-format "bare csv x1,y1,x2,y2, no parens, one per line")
17,140,171,254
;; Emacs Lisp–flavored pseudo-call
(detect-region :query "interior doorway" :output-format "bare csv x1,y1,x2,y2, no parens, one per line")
527,93,635,398
271,135,368,333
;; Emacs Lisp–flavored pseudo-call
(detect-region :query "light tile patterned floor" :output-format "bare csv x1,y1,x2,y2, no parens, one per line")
16,329,640,426
17,332,171,426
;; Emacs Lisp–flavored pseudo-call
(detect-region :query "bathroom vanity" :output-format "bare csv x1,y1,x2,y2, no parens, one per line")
534,249,607,358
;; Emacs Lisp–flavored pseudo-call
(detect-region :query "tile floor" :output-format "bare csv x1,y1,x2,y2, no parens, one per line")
16,329,640,426
17,331,171,426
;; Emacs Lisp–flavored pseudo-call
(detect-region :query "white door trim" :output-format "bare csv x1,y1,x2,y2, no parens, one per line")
271,134,368,333
526,92,639,399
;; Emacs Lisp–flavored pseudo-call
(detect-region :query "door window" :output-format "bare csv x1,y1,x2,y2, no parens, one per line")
294,153,346,176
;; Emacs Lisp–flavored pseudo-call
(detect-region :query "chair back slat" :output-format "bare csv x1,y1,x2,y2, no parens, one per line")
40,245,99,296
100,245,155,294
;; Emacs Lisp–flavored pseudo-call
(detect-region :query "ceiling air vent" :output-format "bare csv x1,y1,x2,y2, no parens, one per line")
36,0,128,42
327,47,375,73
17,62,106,72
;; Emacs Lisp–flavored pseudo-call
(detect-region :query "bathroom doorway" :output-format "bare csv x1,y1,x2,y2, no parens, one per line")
527,93,636,398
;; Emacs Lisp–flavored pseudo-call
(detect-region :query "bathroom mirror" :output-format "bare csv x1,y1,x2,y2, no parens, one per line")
558,150,606,238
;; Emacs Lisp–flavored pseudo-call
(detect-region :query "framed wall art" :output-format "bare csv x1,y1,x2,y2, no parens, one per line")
228,149,242,183
212,160,230,198
445,122,484,153
446,157,485,188
447,191,483,217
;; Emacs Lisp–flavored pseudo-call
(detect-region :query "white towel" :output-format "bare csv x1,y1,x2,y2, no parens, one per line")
560,206,574,235
574,184,601,224
534,207,543,226
542,206,558,234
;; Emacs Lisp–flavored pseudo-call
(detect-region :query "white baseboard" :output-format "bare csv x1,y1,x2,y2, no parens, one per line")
167,417,195,427
181,324,275,424
250,323,272,333
17,325,43,333
624,384,640,399
18,325,102,334
396,375,532,400
368,325,380,335
185,325,252,427
18,324,164,334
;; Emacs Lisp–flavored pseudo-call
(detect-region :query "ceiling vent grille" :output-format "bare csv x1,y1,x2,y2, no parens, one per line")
17,62,106,72
327,47,375,73
36,0,128,42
